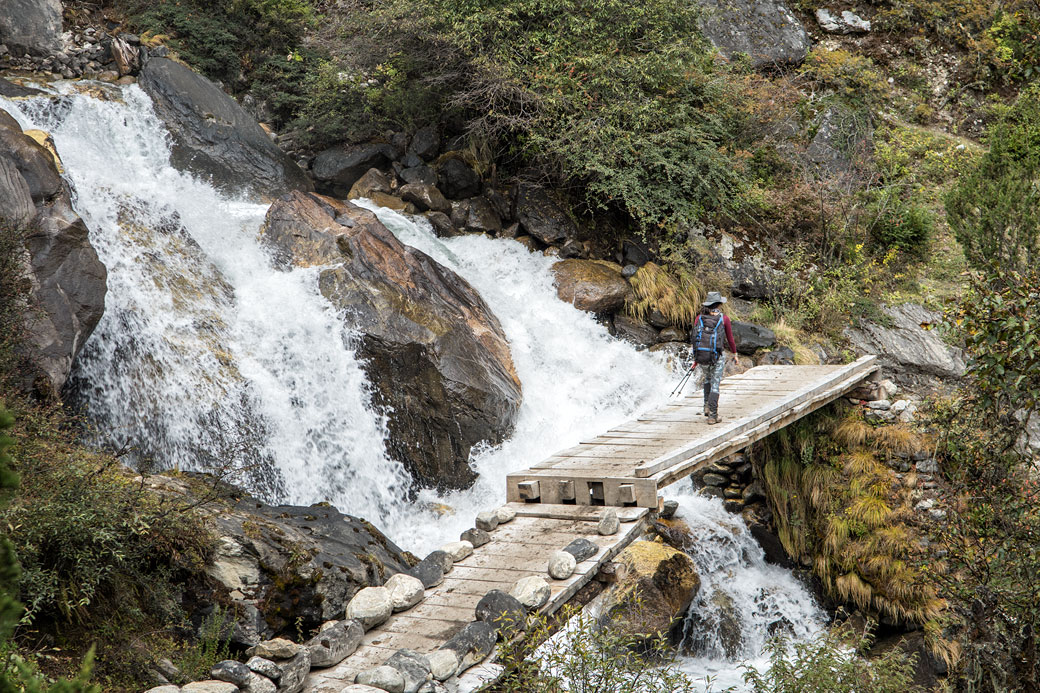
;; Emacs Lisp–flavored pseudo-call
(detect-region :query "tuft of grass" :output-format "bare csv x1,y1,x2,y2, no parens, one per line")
625,262,704,328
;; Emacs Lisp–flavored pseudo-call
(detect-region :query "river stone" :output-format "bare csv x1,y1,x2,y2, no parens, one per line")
384,573,425,612
400,182,451,214
493,506,517,524
426,550,454,574
356,665,405,693
661,500,680,519
0,0,63,56
613,315,659,347
730,320,775,354
247,657,282,681
138,58,311,197
475,590,527,634
460,528,490,548
0,126,63,203
306,619,363,668
312,143,395,197
697,0,810,68
439,621,497,669
409,126,440,160
509,576,550,609
408,555,445,588
263,192,522,490
437,158,481,199
548,550,577,580
563,538,598,563
515,182,578,245
426,649,459,681
182,683,239,693
702,473,728,487
385,649,432,693
598,509,620,536
450,197,502,235
475,511,500,531
276,650,310,693
242,673,277,693
400,165,437,187
551,259,632,313
248,638,302,660
346,587,393,630
211,660,253,687
440,540,474,562
348,168,392,200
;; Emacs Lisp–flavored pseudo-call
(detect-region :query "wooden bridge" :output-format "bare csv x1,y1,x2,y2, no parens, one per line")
303,356,878,693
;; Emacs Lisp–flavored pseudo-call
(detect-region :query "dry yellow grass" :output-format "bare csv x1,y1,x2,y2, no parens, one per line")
625,262,704,327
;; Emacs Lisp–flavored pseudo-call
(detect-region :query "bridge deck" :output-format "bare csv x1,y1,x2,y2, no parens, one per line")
506,356,878,507
303,358,878,692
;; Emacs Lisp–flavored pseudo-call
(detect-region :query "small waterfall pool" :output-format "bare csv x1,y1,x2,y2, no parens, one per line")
1,83,825,689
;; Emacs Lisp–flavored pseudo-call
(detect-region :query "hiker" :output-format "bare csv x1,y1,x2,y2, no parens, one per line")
691,291,737,425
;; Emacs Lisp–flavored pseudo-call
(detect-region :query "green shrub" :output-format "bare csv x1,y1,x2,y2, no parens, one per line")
868,194,934,256
946,83,1040,275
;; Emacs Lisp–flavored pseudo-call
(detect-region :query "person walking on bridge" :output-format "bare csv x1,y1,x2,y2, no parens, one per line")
691,291,737,425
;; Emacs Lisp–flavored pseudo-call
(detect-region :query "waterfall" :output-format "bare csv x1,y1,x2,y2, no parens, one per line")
2,84,826,689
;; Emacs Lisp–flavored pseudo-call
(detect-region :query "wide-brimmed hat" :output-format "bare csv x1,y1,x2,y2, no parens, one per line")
702,291,728,306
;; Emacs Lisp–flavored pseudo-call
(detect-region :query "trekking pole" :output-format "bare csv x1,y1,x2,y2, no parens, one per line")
670,365,695,398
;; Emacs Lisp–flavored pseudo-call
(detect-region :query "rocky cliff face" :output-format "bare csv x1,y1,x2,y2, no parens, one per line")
0,106,107,398
261,191,523,490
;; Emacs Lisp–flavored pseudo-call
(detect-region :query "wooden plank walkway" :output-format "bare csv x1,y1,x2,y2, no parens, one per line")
302,358,878,692
506,356,878,506
304,504,650,693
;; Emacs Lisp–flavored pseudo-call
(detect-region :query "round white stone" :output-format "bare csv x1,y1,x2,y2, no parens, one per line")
440,540,474,562
509,576,551,609
426,649,459,681
346,586,392,630
598,508,620,536
493,506,517,524
547,550,576,580
384,573,425,612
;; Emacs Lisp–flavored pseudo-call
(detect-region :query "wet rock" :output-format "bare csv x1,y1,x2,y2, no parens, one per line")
460,528,490,548
509,576,551,609
409,126,440,160
659,326,688,343
0,78,45,98
423,211,456,238
0,155,34,227
0,0,62,56
0,126,63,203
400,183,451,214
356,665,405,693
698,0,810,68
437,158,481,199
599,540,699,645
306,619,364,668
712,591,743,657
385,649,432,693
846,303,965,383
440,621,497,668
730,321,775,354
311,143,395,197
515,183,578,245
450,197,501,235
660,500,679,519
384,573,425,612
613,315,659,347
426,650,459,681
475,590,527,634
348,168,392,200
138,58,311,197
548,550,577,579
563,538,598,563
598,509,620,536
551,259,632,314
262,192,522,489
346,587,393,630
440,540,474,562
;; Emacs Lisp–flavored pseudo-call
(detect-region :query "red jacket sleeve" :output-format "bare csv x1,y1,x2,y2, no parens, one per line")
723,315,737,354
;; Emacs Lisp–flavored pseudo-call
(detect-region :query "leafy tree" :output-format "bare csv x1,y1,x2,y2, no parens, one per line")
945,84,1040,275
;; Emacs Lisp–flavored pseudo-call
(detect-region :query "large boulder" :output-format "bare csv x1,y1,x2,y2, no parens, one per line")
844,303,966,384
141,473,415,643
730,320,776,354
312,144,396,198
0,112,108,399
551,260,632,314
138,58,312,198
598,540,700,645
515,183,579,246
697,0,810,69
436,158,481,199
0,0,62,56
261,192,522,489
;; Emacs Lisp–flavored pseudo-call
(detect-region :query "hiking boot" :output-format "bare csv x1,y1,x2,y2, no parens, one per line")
707,415,719,425
703,403,710,417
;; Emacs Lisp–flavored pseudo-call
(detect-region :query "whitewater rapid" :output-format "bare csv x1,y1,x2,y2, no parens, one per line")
1,83,826,689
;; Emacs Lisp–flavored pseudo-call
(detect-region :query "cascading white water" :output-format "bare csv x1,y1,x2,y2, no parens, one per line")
3,84,826,688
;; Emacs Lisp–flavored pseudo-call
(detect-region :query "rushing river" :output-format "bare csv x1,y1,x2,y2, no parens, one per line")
1,83,824,690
